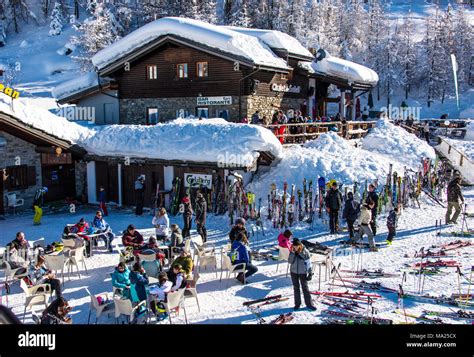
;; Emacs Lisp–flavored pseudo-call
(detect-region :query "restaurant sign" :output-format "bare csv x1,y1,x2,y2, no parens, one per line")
196,96,232,106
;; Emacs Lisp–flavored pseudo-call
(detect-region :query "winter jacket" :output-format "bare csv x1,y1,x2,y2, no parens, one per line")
152,214,170,236
230,240,250,265
130,270,149,302
359,204,372,225
366,191,379,216
170,229,184,248
93,216,110,231
288,247,311,275
229,226,248,243
183,202,193,217
447,179,464,203
111,267,131,290
325,188,343,210
277,233,292,250
134,179,144,190
195,197,207,225
122,231,144,248
33,188,46,208
168,271,187,291
98,190,106,203
387,210,398,228
342,198,360,222
172,256,194,277
251,112,260,124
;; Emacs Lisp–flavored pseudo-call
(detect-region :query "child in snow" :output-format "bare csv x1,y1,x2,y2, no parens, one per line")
386,206,399,245
277,230,293,250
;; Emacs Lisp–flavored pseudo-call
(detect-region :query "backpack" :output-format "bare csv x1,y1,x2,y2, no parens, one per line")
229,248,239,264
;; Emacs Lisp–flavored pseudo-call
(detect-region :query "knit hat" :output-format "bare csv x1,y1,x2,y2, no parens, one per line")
235,218,246,225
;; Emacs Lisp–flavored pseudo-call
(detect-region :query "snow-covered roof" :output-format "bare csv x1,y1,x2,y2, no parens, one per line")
223,27,313,59
0,97,283,168
299,54,379,86
92,17,290,72
52,72,111,101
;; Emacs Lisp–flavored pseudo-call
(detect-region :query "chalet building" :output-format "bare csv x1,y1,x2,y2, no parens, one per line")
0,111,86,215
54,17,378,125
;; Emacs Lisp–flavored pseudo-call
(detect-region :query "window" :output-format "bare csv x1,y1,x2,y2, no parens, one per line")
147,107,159,125
6,165,28,190
196,107,208,118
197,62,208,77
281,73,288,80
177,63,188,78
146,65,157,80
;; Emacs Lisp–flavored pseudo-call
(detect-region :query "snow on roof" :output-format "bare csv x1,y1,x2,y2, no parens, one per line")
52,72,110,101
299,54,379,85
92,17,289,72
0,96,283,167
223,26,313,59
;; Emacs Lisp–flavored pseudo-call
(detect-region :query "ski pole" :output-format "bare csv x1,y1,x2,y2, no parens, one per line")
456,266,462,298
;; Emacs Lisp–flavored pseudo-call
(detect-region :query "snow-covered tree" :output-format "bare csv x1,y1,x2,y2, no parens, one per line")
318,0,341,55
0,0,38,33
396,11,418,99
229,0,252,27
452,5,473,87
49,1,65,36
338,0,367,60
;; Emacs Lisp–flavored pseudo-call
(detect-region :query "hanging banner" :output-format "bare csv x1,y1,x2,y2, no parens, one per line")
184,173,212,189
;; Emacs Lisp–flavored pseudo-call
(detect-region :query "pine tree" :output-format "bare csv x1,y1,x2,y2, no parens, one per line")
49,1,65,36
230,0,251,27
452,5,473,87
0,0,38,33
396,10,417,99
318,0,341,55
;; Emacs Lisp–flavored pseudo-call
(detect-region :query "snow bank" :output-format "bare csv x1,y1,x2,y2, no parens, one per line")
299,54,379,85
459,107,474,119
52,72,108,100
92,17,289,71
361,119,435,166
0,96,282,166
223,27,313,59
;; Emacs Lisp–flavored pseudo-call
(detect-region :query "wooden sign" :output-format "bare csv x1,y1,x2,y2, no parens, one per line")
41,153,72,165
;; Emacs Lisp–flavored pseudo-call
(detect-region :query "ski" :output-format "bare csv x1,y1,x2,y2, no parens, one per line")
322,310,393,325
422,309,474,320
269,312,294,325
393,309,444,324
288,184,295,226
318,177,326,219
339,269,399,278
281,182,288,228
243,295,283,307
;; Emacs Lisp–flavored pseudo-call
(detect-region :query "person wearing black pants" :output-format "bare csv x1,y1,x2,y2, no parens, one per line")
288,239,316,311
342,192,360,240
195,192,207,242
181,196,193,238
230,233,258,284
366,184,379,236
134,175,145,216
325,182,343,234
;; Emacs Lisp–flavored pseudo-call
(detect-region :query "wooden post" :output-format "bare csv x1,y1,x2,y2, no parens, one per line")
340,89,346,118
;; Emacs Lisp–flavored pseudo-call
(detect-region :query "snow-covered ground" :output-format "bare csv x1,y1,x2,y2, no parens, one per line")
1,187,472,325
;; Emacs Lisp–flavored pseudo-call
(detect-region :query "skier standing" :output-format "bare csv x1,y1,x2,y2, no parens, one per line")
325,182,343,234
366,184,379,236
134,175,145,216
342,192,360,240
386,206,399,245
33,187,48,225
288,239,316,311
353,200,377,252
445,176,464,224
195,192,207,243
181,196,193,238
152,207,170,242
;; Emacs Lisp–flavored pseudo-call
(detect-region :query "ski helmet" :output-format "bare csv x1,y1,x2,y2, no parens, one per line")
42,187,48,193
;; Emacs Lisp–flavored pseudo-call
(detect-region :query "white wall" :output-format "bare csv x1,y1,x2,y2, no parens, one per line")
164,166,174,207
87,161,97,204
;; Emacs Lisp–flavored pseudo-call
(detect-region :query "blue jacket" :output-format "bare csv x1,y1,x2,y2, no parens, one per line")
130,271,149,302
111,267,131,290
230,240,250,265
98,190,106,203
93,216,110,231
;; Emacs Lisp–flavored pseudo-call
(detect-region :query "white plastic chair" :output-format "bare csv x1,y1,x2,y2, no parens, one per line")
85,288,114,324
113,297,146,324
66,246,88,280
163,288,187,324
43,254,66,285
138,253,157,262
193,242,217,277
20,279,51,322
28,238,45,249
7,193,24,213
276,246,290,277
184,270,200,312
310,252,331,290
220,254,246,286
61,237,77,256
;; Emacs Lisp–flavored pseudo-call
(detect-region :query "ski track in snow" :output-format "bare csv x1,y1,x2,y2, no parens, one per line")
1,188,473,325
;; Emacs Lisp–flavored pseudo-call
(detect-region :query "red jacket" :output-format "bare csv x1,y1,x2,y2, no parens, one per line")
122,231,144,248
278,233,292,250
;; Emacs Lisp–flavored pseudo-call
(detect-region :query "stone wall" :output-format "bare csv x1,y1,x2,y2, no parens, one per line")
0,131,42,211
75,161,88,202
245,95,306,124
119,96,242,124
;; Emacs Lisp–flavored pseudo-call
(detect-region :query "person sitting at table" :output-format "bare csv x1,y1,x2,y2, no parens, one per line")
169,224,184,253
69,218,92,257
140,236,166,265
129,262,149,303
111,262,131,299
167,264,187,292
230,232,258,284
122,224,145,250
151,272,173,302
27,255,62,298
5,232,29,275
171,248,194,278
152,208,170,243
41,297,72,324
92,211,114,253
